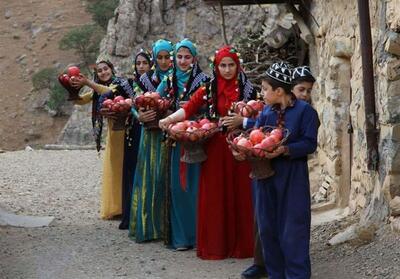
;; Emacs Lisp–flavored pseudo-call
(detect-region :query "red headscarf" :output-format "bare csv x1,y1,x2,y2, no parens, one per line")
214,46,241,114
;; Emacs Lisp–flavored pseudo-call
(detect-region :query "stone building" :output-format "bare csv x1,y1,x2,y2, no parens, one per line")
62,0,400,233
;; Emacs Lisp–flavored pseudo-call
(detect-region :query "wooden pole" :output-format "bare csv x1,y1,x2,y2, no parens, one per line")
219,0,229,45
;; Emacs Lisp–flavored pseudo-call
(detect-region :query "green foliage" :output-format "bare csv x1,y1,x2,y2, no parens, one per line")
86,0,119,30
46,82,66,113
59,24,103,67
32,68,58,91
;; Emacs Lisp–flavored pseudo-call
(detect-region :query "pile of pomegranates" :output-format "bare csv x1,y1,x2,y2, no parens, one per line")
231,100,264,118
134,92,171,112
228,127,286,158
101,96,132,113
167,118,219,142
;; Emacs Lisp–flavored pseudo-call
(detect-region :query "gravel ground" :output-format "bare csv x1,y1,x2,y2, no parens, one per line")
1,150,400,279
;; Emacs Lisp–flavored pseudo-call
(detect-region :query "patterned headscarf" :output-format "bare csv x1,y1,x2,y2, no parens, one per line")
207,45,255,116
156,39,208,111
140,39,174,92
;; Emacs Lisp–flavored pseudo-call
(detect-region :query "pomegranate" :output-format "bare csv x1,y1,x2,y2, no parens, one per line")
198,118,210,126
260,137,276,152
237,138,253,149
149,92,161,100
249,129,265,145
67,66,80,77
235,101,246,113
270,128,283,141
171,122,186,132
124,98,133,106
103,99,114,109
241,105,253,117
114,96,125,103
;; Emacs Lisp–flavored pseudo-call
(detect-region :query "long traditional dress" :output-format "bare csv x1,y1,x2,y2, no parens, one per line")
119,51,152,230
157,40,209,249
129,39,174,242
181,46,256,259
254,99,319,278
96,77,135,220
73,78,130,220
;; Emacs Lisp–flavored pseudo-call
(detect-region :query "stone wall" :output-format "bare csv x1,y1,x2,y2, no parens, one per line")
308,0,400,226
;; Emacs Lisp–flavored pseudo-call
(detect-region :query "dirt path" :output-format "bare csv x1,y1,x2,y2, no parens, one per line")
1,150,399,279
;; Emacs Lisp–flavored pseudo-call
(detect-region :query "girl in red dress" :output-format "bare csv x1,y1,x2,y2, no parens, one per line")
159,46,256,259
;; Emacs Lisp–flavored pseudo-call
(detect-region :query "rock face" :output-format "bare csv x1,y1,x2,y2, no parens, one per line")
58,104,94,146
99,0,267,74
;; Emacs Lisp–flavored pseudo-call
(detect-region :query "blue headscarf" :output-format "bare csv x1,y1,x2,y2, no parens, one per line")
152,39,174,83
174,39,197,94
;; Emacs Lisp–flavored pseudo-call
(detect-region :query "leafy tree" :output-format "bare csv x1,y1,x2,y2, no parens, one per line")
86,0,119,30
59,24,103,67
46,82,66,113
32,68,58,91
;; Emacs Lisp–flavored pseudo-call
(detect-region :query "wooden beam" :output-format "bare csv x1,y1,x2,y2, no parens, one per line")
203,0,301,6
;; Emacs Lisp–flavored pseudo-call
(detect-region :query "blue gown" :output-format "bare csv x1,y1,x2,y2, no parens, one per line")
157,61,208,249
169,142,200,248
254,100,318,279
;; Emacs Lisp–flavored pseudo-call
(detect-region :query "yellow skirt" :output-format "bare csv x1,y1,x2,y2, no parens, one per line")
100,120,125,219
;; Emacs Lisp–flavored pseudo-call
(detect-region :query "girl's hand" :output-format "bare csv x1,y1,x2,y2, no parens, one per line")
159,116,173,130
70,73,88,89
221,113,244,131
138,108,157,123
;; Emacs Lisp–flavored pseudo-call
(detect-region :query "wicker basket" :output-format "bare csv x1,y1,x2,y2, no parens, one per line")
226,127,290,179
180,141,208,163
248,157,275,179
99,108,128,131
167,124,220,164
111,113,128,131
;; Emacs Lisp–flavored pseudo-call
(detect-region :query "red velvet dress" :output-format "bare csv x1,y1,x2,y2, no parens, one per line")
183,87,254,259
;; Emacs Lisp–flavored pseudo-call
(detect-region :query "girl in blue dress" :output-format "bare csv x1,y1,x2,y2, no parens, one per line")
157,39,209,250
254,62,319,279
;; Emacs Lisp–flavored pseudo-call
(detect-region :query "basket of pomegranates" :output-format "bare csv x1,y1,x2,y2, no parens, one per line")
100,96,133,131
166,118,220,163
58,66,82,101
134,92,171,130
227,126,289,179
231,100,264,118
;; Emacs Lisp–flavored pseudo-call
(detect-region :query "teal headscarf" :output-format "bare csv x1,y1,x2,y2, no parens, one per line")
152,39,174,83
174,39,198,94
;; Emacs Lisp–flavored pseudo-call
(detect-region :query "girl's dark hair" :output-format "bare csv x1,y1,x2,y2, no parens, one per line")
262,76,292,95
